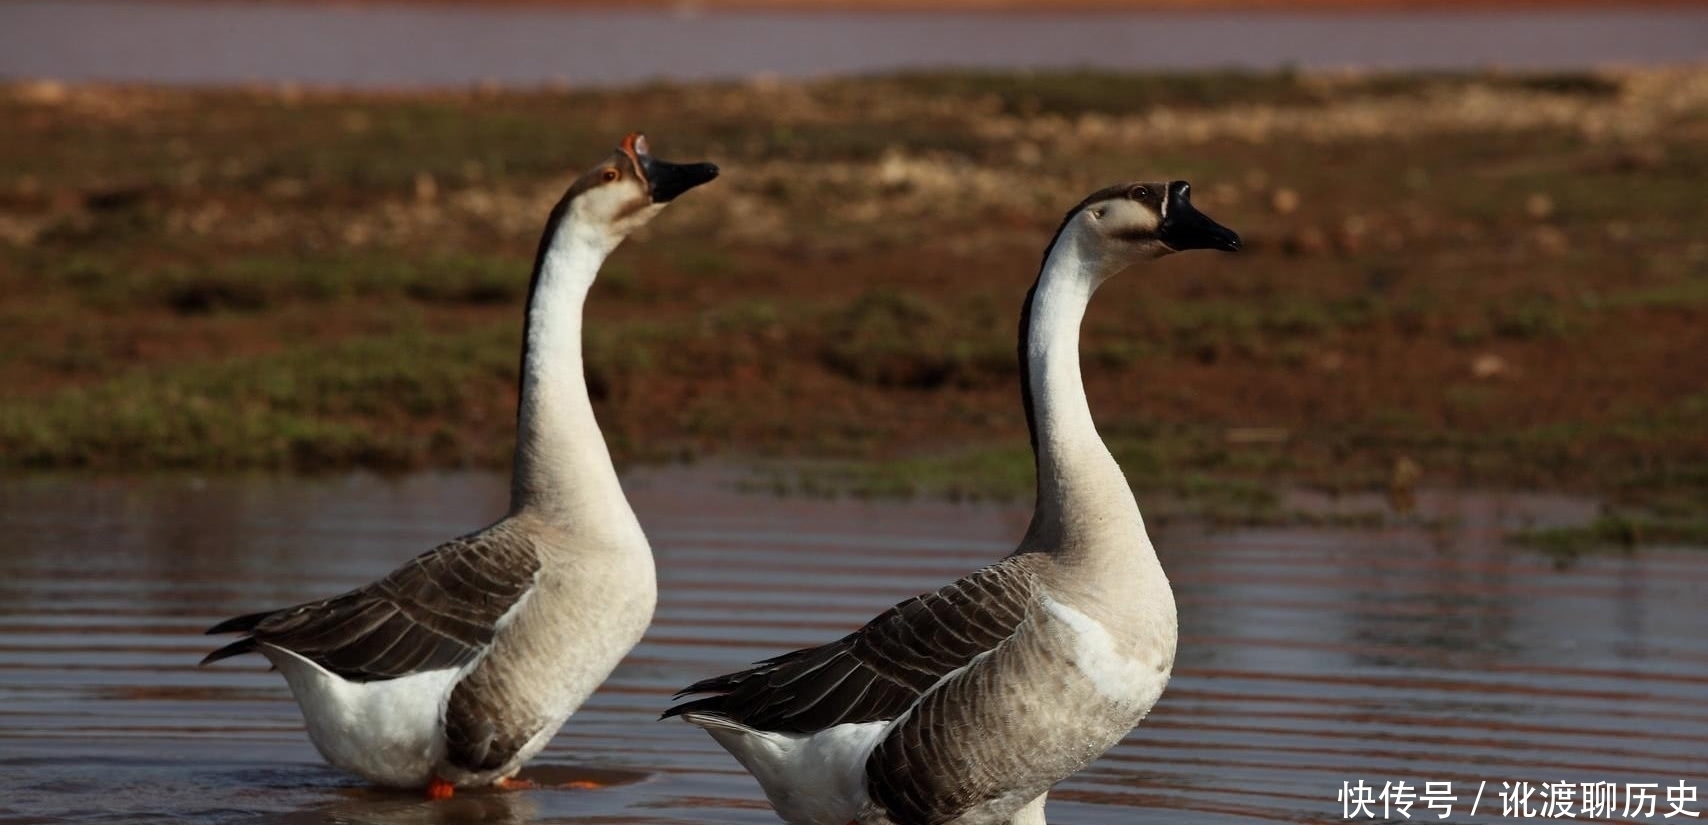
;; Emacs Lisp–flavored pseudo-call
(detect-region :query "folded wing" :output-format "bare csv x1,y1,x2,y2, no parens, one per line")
202,527,541,683
664,553,1046,733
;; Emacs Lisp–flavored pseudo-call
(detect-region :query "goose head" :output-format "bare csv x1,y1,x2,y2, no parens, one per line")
561,132,719,246
1052,180,1240,282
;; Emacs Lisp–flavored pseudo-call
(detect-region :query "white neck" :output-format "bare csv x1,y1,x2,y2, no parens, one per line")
1019,226,1148,563
509,217,632,531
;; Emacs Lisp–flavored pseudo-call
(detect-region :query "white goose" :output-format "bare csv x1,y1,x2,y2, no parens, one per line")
666,181,1239,825
203,133,718,799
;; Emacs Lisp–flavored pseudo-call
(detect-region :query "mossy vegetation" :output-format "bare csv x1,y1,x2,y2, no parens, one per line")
1511,514,1708,561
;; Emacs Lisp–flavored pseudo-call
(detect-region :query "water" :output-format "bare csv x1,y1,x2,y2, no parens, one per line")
3,2,1707,88
1,468,1705,824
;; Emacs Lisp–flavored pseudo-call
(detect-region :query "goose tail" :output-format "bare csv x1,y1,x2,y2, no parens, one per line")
199,636,261,666
204,608,279,636
660,694,734,722
673,711,754,734
199,607,283,665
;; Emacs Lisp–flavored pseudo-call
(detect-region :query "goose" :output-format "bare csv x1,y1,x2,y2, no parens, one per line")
665,180,1239,825
201,133,718,799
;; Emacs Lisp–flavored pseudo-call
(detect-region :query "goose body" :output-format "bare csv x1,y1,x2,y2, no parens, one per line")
667,181,1239,825
203,134,718,794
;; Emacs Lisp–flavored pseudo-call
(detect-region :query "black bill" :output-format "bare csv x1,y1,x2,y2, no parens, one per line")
1159,180,1241,252
644,156,720,203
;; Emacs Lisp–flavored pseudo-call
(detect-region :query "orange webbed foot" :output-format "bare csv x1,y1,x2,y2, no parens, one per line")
495,776,539,791
425,776,455,800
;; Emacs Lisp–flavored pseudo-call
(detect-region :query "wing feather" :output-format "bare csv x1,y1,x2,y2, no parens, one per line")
865,619,1066,825
663,553,1047,733
201,522,541,683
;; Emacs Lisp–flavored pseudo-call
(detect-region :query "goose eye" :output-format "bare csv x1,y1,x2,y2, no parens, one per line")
1090,207,1106,220
1132,187,1152,200
601,168,619,183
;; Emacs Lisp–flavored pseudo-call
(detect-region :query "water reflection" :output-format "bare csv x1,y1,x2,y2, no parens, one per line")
1,468,1705,824
256,788,541,825
4,2,1708,87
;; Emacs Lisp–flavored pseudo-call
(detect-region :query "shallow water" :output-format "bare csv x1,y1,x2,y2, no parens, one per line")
1,468,1704,824
3,2,1708,87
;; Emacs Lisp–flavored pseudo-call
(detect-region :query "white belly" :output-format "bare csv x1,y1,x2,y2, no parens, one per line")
263,645,460,788
692,714,888,825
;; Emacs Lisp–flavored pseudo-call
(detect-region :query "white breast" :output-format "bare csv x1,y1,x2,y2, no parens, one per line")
1042,597,1171,712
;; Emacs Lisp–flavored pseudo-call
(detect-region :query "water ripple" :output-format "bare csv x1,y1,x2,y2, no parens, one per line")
1,469,1703,824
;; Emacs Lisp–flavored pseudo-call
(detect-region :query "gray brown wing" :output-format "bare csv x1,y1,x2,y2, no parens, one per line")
663,553,1047,733
865,630,1031,825
867,595,1081,825
201,523,541,683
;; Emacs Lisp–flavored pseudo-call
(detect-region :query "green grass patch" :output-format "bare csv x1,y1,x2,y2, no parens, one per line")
871,69,1622,120
741,443,1399,528
879,69,1321,118
20,249,531,313
1511,514,1708,559
0,323,521,471
817,289,1012,390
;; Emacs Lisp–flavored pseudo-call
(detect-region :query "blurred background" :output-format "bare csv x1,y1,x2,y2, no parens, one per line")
1,2,1707,824
2,0,1707,520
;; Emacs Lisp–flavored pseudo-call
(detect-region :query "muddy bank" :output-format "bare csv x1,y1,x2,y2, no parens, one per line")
1,69,1705,521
